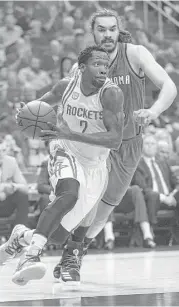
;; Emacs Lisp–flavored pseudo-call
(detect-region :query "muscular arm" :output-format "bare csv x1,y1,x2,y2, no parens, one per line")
62,86,124,150
137,45,177,116
37,79,70,105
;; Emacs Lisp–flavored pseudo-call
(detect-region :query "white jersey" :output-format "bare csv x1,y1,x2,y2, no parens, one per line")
50,72,116,165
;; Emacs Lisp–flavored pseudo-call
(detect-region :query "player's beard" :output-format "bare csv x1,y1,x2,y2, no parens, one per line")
94,35,118,53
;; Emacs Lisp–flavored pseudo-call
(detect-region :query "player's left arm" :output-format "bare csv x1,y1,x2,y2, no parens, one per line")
137,45,177,116
42,87,124,150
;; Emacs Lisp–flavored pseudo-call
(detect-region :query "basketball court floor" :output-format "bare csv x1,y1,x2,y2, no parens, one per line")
1,248,179,306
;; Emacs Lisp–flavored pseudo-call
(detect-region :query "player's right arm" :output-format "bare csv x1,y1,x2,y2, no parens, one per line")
37,63,78,104
37,78,70,105
16,79,70,121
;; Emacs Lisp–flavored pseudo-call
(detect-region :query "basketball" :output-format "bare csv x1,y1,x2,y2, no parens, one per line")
17,100,57,139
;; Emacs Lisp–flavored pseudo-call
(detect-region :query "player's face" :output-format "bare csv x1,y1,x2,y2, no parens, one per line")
84,51,109,88
93,17,119,53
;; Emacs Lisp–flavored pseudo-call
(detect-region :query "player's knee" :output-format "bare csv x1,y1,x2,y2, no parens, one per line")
55,178,79,201
44,178,80,215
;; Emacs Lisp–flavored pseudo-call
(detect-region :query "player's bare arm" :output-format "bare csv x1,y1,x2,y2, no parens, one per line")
16,78,69,122
129,44,177,122
41,86,124,150
37,78,70,105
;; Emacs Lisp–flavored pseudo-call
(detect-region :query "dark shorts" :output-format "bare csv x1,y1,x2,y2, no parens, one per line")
102,134,143,206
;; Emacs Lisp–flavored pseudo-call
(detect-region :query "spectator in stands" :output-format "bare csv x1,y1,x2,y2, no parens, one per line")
29,19,49,55
63,28,86,57
3,134,26,171
18,57,52,92
37,69,61,98
0,67,8,106
83,20,94,46
57,16,75,45
0,8,4,28
156,41,179,71
155,128,173,152
124,6,158,55
41,40,64,73
15,6,32,33
143,123,157,136
170,137,179,168
0,141,29,227
132,135,179,224
61,57,73,79
5,1,14,15
74,29,86,54
72,7,85,29
15,36,32,67
29,19,42,38
61,16,75,37
0,14,23,48
6,71,23,106
157,140,171,162
104,185,156,250
0,36,6,68
22,84,36,103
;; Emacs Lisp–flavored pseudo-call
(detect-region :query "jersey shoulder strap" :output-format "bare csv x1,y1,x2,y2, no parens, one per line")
99,79,119,104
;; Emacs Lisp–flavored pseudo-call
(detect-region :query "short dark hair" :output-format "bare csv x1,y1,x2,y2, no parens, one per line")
78,45,109,66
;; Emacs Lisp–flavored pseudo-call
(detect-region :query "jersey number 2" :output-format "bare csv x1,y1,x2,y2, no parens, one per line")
80,120,88,133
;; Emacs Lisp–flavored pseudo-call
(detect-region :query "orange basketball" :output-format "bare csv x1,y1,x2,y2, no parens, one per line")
17,100,57,139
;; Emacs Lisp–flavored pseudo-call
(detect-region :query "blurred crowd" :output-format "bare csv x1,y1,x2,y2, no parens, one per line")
0,0,179,249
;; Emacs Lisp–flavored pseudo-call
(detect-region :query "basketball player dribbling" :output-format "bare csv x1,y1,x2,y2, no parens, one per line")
1,9,176,287
0,45,124,285
50,9,177,283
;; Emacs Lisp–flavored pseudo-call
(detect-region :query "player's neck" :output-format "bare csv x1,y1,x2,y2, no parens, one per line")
80,80,99,97
108,45,118,66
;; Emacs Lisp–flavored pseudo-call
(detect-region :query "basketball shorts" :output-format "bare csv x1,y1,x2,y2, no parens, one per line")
102,134,143,206
48,148,108,232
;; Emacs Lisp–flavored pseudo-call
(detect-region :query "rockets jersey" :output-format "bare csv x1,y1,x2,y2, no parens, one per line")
64,43,145,140
108,43,145,139
50,72,117,166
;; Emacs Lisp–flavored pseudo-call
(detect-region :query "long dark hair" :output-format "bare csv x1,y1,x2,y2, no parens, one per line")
91,9,133,43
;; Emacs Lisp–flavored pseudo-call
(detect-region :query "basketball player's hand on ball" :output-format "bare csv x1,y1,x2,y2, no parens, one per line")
133,109,157,126
15,102,25,124
40,118,71,141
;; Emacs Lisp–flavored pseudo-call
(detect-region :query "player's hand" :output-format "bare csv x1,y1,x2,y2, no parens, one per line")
40,119,71,141
133,109,158,126
15,102,26,125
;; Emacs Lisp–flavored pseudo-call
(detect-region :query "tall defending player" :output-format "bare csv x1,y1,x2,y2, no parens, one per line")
1,45,124,285
51,9,177,282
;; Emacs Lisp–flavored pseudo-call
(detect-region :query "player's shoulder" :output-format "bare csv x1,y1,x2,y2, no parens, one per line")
51,78,70,96
127,43,149,63
64,63,79,80
101,81,124,109
102,80,123,97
